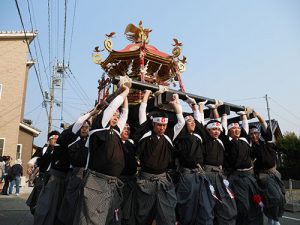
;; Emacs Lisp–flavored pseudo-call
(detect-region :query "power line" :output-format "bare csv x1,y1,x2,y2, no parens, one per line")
269,97,300,121
68,0,77,63
66,75,91,108
28,0,51,89
26,0,34,32
25,102,43,116
14,0,48,117
271,111,300,128
62,0,67,66
226,96,265,102
64,96,93,101
64,102,89,114
36,36,51,89
66,68,92,104
48,0,52,84
26,0,50,90
56,0,60,60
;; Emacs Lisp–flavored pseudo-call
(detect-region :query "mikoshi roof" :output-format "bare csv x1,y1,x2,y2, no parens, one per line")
101,43,178,83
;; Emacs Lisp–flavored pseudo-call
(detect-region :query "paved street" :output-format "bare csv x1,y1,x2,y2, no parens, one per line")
0,188,33,225
0,187,300,225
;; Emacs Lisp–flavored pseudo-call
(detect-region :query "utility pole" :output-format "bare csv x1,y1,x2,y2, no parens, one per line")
47,62,68,134
47,75,55,134
265,94,274,140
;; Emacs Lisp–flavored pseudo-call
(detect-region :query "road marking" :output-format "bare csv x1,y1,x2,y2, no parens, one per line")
282,216,300,221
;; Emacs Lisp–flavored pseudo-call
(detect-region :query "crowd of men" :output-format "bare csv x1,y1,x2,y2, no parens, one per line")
26,79,285,225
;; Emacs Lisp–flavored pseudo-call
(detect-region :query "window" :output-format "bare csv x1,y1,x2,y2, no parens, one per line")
0,84,2,100
16,144,22,160
0,138,5,156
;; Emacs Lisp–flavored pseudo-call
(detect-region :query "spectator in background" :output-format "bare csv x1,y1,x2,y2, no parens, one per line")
9,159,23,196
0,156,5,184
1,156,12,195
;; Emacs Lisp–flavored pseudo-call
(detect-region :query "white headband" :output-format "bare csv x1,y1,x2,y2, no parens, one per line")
49,134,59,140
227,123,240,130
185,115,194,121
250,128,259,133
152,117,168,124
206,122,223,131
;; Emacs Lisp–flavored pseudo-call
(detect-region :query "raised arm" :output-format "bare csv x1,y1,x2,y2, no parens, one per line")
197,100,207,124
170,94,185,140
102,85,129,128
185,95,203,124
139,90,152,125
72,104,101,134
254,111,268,132
118,97,129,132
207,100,223,120
221,113,228,135
236,110,249,134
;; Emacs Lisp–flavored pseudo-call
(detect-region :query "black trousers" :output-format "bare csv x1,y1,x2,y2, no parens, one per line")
136,171,177,225
1,175,10,194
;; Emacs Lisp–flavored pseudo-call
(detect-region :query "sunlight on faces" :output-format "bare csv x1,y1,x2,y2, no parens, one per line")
48,135,58,146
207,127,221,139
121,125,130,141
80,121,91,137
250,131,260,144
153,122,167,136
228,126,241,139
109,111,120,127
186,118,195,133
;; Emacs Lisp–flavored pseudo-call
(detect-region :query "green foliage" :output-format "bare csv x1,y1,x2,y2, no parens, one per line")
276,132,300,180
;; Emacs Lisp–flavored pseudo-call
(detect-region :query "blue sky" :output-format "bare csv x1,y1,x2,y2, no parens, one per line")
1,0,300,146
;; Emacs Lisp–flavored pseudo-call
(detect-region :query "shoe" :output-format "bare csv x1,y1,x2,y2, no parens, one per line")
15,193,19,196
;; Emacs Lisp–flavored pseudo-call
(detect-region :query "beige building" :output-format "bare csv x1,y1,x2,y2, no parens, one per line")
0,31,40,178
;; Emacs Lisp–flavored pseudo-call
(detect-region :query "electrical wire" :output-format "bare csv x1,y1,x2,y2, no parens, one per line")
68,0,77,63
64,102,89,113
271,111,300,128
65,76,91,108
25,102,43,116
26,0,50,90
56,0,60,60
62,0,67,66
226,96,265,102
14,0,48,117
66,68,93,104
269,97,300,122
28,0,50,89
48,0,52,85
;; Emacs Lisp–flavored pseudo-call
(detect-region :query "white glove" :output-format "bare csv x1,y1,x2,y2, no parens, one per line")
172,94,180,104
215,99,224,108
198,100,208,107
118,75,132,88
185,95,196,105
154,85,168,96
236,111,247,116
206,104,216,109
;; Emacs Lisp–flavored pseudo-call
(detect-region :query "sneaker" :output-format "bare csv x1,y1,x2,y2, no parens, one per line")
15,193,19,196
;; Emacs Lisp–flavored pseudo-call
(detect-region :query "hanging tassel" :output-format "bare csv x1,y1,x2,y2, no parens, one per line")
252,194,264,211
209,185,223,203
223,179,235,199
114,208,119,221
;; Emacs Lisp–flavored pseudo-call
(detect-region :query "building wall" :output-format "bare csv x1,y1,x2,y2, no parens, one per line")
18,128,34,179
0,35,32,159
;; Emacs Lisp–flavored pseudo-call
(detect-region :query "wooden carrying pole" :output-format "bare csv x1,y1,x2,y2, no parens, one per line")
112,76,245,112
